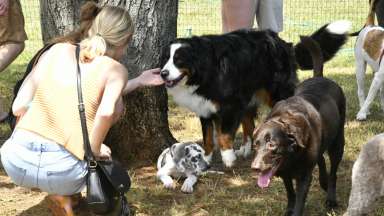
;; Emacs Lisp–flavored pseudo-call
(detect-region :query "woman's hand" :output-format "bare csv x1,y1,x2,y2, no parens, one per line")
94,143,112,160
138,68,164,87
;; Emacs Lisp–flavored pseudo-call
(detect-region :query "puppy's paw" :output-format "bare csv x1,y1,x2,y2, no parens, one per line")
356,111,367,121
161,176,176,189
221,149,236,168
181,180,194,193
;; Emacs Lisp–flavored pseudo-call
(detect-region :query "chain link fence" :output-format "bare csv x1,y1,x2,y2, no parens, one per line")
18,0,369,64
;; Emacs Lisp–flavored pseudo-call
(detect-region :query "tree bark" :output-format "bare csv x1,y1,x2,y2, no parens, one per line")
39,0,86,42
40,0,178,166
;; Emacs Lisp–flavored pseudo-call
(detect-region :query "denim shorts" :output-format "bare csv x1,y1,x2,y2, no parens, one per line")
0,129,87,196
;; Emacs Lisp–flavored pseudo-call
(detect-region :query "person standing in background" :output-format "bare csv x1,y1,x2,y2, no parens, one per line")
373,0,384,26
221,0,283,33
0,0,27,122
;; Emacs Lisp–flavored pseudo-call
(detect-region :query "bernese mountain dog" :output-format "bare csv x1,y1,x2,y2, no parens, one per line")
161,21,350,168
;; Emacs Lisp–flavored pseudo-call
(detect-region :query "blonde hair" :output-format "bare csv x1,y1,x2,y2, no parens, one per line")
80,6,134,62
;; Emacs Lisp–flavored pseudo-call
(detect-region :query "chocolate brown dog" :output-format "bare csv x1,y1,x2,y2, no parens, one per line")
251,37,346,216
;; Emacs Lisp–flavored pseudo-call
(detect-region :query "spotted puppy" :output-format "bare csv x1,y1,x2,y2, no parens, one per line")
157,142,209,193
354,0,384,120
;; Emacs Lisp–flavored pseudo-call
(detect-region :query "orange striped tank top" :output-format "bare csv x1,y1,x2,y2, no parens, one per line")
16,47,101,160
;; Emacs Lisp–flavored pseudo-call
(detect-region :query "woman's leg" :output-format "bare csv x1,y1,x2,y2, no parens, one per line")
47,195,75,216
221,0,256,33
1,130,87,215
256,0,283,33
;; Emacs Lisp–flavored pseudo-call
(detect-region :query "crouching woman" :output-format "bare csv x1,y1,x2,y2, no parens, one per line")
0,4,163,216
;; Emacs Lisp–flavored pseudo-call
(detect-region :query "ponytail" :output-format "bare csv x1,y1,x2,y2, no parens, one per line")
80,34,107,63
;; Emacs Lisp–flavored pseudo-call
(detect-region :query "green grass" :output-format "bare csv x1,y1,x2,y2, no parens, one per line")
1,0,384,215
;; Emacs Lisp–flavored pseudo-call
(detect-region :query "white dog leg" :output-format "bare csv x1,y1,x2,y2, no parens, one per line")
181,175,198,193
380,86,384,112
357,68,384,120
356,59,367,109
235,136,252,158
157,165,176,189
221,148,237,167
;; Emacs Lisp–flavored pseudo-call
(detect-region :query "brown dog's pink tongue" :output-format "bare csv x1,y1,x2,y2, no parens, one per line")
257,170,273,188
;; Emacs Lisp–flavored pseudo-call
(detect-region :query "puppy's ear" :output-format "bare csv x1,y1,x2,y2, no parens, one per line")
170,143,188,162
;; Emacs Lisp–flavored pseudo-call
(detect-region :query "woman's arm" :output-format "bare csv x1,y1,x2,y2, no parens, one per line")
122,68,163,95
90,64,128,157
12,50,50,116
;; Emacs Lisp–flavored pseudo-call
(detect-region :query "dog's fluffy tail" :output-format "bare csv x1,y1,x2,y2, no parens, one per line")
294,20,351,70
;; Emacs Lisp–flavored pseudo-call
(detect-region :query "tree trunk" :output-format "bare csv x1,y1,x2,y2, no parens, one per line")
40,0,178,166
39,0,86,42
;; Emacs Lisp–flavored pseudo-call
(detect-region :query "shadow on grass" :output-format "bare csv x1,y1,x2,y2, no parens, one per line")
127,156,358,216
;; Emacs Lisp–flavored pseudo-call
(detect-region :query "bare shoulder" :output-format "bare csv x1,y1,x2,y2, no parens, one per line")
94,56,128,81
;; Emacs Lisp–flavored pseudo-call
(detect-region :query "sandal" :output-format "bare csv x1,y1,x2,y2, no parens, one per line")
47,195,75,216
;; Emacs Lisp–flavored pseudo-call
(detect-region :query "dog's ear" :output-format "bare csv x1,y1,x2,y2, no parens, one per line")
278,112,311,150
170,142,188,162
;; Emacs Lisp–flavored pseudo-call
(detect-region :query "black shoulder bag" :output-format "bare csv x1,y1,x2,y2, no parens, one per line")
75,45,131,216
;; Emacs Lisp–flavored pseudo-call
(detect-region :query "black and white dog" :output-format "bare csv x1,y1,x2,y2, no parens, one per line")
161,21,350,167
156,142,209,193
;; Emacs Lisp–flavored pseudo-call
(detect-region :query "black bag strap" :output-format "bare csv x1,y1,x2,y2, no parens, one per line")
75,45,96,163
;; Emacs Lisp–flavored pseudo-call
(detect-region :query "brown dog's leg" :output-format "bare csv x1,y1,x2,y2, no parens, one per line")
236,110,256,158
200,118,214,164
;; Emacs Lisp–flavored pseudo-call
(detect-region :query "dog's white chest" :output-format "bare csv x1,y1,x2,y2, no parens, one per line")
167,85,218,118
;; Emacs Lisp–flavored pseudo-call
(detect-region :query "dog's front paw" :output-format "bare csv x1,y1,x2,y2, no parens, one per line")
181,179,194,193
356,111,367,121
235,148,245,158
221,149,237,167
235,138,252,159
161,176,176,189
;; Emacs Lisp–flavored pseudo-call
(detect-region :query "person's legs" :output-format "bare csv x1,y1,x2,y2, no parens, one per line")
375,0,384,27
221,0,256,33
0,129,87,215
256,0,283,33
0,42,25,122
0,42,25,72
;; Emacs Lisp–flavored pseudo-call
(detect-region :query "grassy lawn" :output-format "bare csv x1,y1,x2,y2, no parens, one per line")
1,0,384,215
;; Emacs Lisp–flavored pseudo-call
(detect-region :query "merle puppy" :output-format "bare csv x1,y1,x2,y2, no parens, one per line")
160,21,350,168
251,37,346,216
157,142,210,193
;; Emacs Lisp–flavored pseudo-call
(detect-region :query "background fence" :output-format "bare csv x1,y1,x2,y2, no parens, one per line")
18,0,370,65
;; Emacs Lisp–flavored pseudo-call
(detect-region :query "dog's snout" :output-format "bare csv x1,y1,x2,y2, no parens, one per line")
252,167,262,174
251,160,262,172
160,69,169,79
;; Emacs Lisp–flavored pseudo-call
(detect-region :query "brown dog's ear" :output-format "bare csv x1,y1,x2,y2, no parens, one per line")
279,112,311,149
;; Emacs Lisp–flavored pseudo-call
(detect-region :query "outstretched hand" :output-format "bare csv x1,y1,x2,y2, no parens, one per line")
0,0,9,16
138,68,164,87
95,143,112,161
